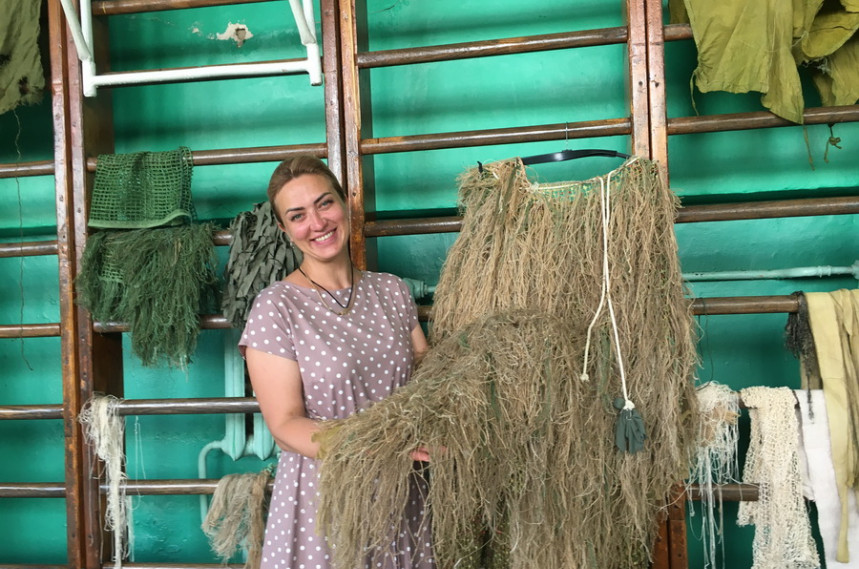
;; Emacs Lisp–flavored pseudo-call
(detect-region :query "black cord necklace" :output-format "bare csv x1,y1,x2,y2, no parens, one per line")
297,264,356,315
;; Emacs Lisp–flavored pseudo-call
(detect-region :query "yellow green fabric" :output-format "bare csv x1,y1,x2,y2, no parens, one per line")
812,34,859,106
0,0,45,115
670,0,859,123
804,289,859,563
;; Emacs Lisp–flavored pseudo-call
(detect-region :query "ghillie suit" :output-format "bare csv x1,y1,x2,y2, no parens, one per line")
76,147,219,368
317,157,698,569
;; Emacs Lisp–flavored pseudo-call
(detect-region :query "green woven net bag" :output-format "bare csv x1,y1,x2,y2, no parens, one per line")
89,146,195,229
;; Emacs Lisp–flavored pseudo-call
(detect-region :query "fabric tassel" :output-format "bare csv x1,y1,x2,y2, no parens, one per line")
614,397,646,454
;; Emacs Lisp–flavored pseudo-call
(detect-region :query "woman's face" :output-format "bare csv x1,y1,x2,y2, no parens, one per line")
275,174,349,265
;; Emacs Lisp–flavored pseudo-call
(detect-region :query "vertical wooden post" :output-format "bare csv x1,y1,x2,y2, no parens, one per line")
645,0,669,185
47,0,87,565
340,0,365,269
339,0,376,270
643,2,686,567
62,1,124,565
628,1,688,568
322,0,346,186
626,0,651,158
667,484,689,569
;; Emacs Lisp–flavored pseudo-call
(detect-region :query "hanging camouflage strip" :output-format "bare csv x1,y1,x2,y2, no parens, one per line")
203,469,273,569
0,0,45,115
222,201,300,329
316,157,699,569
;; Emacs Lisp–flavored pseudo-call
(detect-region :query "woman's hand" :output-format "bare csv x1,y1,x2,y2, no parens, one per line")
410,446,432,462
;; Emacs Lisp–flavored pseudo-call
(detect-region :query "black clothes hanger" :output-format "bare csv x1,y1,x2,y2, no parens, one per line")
521,148,631,165
478,148,631,173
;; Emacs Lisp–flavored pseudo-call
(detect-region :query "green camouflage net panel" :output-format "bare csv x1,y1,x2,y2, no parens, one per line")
89,147,195,229
222,201,301,329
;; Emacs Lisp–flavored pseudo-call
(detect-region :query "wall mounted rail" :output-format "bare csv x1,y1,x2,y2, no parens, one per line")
0,160,54,178
0,241,60,257
360,195,859,238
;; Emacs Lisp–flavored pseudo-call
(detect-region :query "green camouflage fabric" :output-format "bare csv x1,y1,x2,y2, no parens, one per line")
0,0,45,115
671,0,859,123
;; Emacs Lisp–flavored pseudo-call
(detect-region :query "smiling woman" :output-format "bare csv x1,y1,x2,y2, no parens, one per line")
238,156,432,569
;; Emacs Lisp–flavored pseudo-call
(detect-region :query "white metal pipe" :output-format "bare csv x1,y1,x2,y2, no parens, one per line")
299,0,322,85
91,60,315,89
76,0,322,95
289,0,316,45
57,0,94,62
79,0,98,97
197,440,224,521
683,261,859,282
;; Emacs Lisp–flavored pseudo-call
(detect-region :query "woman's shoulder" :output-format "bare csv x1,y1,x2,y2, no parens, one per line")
248,279,308,311
362,270,405,285
361,271,412,293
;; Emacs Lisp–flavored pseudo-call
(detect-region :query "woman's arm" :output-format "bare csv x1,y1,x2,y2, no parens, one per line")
411,324,429,366
245,346,322,459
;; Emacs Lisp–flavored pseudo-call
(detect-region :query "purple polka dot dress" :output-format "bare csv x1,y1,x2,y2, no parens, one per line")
239,272,435,569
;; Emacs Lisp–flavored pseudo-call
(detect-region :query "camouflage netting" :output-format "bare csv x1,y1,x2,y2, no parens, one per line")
77,224,219,368
77,147,218,368
89,147,195,229
316,157,699,569
222,201,301,329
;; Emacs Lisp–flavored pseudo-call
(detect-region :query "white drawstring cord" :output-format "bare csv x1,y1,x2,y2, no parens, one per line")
579,167,634,409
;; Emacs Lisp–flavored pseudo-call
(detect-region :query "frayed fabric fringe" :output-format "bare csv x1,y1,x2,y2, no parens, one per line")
317,157,699,569
80,395,129,569
203,470,272,569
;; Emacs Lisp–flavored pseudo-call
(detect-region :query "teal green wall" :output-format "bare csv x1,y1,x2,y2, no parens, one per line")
1,0,857,565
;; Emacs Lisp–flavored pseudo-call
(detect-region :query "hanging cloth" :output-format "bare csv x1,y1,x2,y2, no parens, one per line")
738,386,820,569
0,0,45,115
670,0,859,123
796,389,859,568
803,289,859,562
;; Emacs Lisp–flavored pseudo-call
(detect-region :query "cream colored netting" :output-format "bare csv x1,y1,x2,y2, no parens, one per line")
738,386,820,569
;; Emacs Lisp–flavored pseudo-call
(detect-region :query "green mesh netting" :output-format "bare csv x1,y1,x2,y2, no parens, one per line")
78,146,220,368
89,147,195,229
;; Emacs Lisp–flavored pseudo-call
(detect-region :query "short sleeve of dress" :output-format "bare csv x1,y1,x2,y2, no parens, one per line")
391,275,420,332
238,283,297,361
